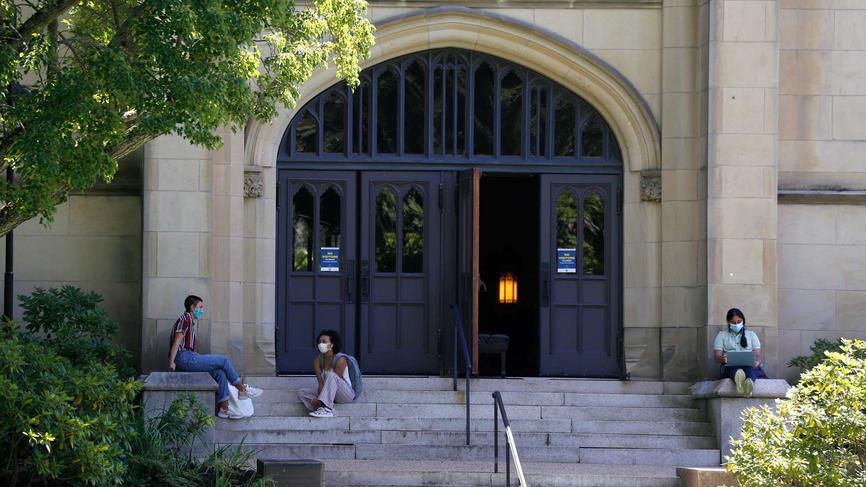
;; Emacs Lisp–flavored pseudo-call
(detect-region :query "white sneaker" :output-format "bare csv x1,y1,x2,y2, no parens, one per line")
309,407,334,418
217,409,246,420
743,378,754,398
734,369,746,395
239,384,262,399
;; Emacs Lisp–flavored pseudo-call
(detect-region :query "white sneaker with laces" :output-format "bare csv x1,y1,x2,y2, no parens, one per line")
239,384,263,399
309,406,334,418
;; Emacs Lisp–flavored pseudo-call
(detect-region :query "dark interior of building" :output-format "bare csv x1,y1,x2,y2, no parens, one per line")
478,174,540,376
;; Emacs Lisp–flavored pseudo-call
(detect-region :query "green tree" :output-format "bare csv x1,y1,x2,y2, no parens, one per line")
1,0,374,236
727,339,866,486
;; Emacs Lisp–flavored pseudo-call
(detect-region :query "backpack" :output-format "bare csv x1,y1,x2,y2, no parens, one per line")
319,352,363,400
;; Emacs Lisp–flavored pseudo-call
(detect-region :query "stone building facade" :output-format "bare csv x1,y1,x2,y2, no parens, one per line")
3,0,866,383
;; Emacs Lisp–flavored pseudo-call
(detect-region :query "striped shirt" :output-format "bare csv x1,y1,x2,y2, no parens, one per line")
174,312,196,352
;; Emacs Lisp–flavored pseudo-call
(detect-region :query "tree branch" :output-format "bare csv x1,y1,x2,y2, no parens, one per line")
8,0,80,55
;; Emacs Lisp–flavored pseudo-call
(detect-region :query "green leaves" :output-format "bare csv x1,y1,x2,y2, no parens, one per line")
727,339,866,486
1,0,374,236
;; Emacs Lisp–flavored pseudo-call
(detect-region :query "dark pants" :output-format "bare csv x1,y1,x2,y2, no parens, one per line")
721,365,760,382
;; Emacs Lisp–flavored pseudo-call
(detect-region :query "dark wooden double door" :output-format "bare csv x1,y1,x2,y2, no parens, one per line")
276,171,443,374
276,170,621,377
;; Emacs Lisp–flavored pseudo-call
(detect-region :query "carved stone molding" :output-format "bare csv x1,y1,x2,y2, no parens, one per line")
640,169,661,202
244,167,264,198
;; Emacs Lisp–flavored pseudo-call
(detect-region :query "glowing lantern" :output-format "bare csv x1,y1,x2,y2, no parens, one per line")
498,272,518,304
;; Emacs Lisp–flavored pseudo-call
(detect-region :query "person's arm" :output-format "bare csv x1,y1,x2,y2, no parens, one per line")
313,356,324,393
168,332,184,370
754,348,762,368
714,349,727,365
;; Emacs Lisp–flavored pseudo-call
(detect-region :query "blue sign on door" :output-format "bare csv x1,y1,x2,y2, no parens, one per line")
557,248,576,273
320,247,340,272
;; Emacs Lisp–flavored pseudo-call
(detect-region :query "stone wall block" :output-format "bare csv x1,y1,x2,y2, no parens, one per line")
584,9,661,50
780,8,833,50
709,284,777,328
625,328,661,379
721,239,765,284
624,203,661,244
721,87,766,133
778,243,843,290
533,10,584,45
834,10,866,51
779,95,832,141
778,289,837,330
711,134,776,166
624,286,662,328
835,206,866,244
661,201,701,241
663,287,706,327
663,48,700,93
69,196,141,237
714,43,778,88
831,96,866,140
663,93,701,138
662,169,699,201
145,135,209,160
723,1,769,42
662,241,700,287
711,198,776,239
157,233,200,278
17,202,70,236
662,326,700,381
664,6,700,48
156,159,200,191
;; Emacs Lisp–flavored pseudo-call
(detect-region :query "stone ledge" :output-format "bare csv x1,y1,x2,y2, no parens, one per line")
142,371,218,391
676,467,738,487
690,379,790,399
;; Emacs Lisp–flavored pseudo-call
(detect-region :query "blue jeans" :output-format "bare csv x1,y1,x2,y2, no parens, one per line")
721,365,760,383
175,351,241,403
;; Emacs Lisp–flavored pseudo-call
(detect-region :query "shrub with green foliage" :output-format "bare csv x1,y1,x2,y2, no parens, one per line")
18,285,132,374
0,286,268,486
787,337,866,374
727,339,866,486
0,321,140,485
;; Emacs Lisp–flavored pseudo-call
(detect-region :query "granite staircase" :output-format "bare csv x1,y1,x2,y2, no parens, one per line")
218,376,720,486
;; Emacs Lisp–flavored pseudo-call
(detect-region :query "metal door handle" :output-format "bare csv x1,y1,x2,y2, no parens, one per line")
360,260,370,303
346,260,355,304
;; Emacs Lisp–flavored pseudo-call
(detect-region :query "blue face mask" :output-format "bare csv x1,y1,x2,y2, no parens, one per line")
193,308,205,319
729,322,743,333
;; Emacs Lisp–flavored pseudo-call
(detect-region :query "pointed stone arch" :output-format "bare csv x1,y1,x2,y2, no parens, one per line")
246,7,660,174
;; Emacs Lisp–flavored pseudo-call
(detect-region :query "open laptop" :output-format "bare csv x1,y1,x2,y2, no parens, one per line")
726,350,756,367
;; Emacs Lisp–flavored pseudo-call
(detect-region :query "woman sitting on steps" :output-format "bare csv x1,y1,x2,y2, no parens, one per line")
298,329,356,418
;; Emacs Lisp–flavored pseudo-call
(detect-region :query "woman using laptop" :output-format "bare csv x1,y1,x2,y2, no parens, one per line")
713,308,762,397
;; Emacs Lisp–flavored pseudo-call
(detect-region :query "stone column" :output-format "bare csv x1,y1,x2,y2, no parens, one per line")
141,136,212,372
242,159,277,374
706,0,779,378
659,0,712,381
209,129,247,370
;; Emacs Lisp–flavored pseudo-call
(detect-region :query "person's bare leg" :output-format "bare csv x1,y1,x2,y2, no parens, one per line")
218,400,229,414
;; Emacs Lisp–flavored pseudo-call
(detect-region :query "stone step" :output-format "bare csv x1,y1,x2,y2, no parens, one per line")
249,401,704,421
256,389,697,408
245,376,691,395
323,460,682,487
383,431,717,449
222,443,720,466
579,448,721,466
215,429,713,449
215,416,714,436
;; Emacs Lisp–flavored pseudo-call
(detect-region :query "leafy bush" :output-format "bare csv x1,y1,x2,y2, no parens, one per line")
787,337,846,372
1,286,268,486
0,321,140,485
727,339,866,486
18,286,131,374
125,394,268,487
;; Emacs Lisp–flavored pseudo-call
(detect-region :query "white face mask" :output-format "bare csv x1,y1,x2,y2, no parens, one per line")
317,342,331,354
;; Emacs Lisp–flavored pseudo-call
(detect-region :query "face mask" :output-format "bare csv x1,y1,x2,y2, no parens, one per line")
317,342,331,354
193,308,204,319
729,323,743,333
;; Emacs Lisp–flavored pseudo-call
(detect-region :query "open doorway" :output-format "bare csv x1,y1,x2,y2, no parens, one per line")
478,175,540,376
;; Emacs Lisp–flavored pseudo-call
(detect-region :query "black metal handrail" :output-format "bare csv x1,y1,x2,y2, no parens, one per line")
451,304,472,446
493,391,527,487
